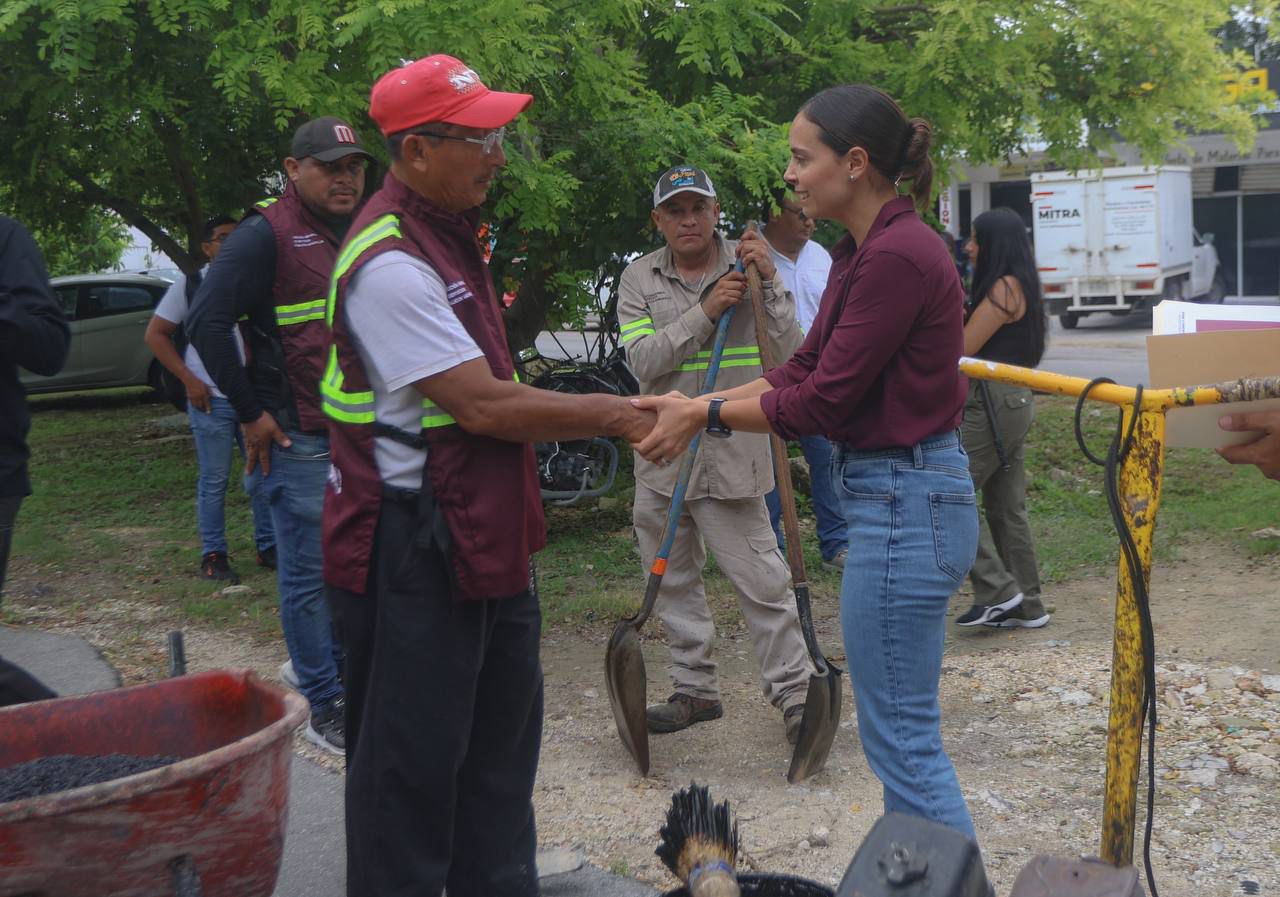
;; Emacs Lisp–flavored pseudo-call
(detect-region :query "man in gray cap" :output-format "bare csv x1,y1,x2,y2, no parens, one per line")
617,165,814,745
188,116,373,755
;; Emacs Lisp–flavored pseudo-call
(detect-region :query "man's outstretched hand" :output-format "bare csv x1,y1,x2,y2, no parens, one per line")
1219,410,1280,481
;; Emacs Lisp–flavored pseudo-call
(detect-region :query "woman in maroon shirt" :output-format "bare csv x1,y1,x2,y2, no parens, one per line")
634,85,979,837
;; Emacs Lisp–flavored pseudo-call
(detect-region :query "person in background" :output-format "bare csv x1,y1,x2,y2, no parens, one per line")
145,215,276,583
953,207,1049,630
1220,411,1280,480
618,165,813,745
759,190,845,570
188,117,374,755
0,216,69,705
631,85,980,837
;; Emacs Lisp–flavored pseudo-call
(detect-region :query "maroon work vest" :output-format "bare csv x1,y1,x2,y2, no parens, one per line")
251,183,340,432
321,173,545,599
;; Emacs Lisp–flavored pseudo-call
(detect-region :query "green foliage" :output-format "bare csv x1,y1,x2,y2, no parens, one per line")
0,0,1264,325
1,187,130,274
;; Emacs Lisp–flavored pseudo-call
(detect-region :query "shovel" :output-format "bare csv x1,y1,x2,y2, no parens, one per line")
605,300,739,776
741,233,843,783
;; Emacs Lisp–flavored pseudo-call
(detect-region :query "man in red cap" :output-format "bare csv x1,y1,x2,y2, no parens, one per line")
322,56,653,896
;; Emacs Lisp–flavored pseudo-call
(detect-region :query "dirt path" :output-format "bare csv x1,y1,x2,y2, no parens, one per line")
5,542,1278,895
535,544,1280,894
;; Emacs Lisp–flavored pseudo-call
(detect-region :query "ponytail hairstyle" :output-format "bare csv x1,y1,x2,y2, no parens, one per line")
800,84,935,209
969,207,1046,366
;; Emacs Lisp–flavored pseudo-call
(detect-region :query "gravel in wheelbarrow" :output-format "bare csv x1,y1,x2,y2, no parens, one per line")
0,668,308,897
0,754,177,804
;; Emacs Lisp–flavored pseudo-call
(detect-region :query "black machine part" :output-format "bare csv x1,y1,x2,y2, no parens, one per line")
835,813,990,897
1007,856,1144,897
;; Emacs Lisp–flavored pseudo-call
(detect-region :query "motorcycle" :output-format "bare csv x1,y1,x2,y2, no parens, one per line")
515,302,639,506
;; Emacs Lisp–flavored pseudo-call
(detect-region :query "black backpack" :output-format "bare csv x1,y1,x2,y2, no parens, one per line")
159,269,202,411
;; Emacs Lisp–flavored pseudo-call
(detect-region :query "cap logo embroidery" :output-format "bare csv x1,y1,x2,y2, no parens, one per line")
669,169,697,187
332,124,356,144
447,66,482,93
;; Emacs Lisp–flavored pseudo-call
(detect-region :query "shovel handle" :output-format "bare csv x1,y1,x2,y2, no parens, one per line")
630,302,738,630
741,230,830,672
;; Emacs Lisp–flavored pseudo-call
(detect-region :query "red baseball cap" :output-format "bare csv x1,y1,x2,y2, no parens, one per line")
369,55,533,136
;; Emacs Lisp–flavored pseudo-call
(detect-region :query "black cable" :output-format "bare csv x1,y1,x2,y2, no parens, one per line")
1073,378,1159,897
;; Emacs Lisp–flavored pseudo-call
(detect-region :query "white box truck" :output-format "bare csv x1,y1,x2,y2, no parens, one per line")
1030,166,1223,329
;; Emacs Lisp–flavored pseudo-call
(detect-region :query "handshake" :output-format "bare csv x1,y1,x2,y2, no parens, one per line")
609,392,712,467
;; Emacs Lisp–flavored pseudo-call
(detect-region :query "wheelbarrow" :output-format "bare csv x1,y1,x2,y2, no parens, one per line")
0,668,308,897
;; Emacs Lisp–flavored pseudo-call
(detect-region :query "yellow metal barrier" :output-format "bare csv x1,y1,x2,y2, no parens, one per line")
959,358,1280,867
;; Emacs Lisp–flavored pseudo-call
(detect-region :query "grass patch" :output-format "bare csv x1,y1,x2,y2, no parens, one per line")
1026,395,1280,581
11,391,1276,639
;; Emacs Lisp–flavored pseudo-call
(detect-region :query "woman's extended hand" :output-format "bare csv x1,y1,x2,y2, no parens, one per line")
629,392,706,464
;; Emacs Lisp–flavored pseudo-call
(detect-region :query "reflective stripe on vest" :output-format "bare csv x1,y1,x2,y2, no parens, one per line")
677,345,761,372
276,298,327,326
321,214,458,431
620,316,654,342
256,198,278,209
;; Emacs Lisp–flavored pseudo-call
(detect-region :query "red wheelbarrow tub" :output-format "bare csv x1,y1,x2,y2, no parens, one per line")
0,668,309,897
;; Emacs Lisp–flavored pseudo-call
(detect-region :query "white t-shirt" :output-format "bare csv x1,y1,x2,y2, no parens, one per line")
153,269,246,398
768,239,833,334
344,250,484,489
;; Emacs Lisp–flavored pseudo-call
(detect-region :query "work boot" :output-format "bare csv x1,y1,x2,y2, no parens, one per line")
200,551,240,584
985,595,1050,629
256,546,278,570
784,704,806,745
956,591,1023,627
646,693,723,734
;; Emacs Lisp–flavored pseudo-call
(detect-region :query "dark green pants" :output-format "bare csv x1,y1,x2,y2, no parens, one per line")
959,380,1043,608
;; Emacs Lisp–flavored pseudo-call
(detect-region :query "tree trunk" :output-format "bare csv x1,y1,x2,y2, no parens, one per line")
501,265,556,356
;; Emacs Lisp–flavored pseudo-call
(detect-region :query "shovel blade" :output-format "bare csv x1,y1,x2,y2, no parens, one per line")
787,666,843,784
604,619,650,775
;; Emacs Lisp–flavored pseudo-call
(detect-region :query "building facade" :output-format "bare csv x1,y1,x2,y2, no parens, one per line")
943,63,1280,300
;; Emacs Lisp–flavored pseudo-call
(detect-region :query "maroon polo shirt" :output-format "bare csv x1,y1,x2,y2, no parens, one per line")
761,196,967,449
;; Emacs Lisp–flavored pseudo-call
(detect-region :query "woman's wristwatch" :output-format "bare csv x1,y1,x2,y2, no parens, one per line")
706,398,733,438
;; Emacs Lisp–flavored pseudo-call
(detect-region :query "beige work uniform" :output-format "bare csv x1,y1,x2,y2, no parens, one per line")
618,232,812,709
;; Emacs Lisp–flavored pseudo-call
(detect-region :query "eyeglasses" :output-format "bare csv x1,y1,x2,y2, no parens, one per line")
414,126,506,156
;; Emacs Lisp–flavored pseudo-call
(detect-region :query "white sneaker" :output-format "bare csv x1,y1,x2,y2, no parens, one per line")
956,592,1024,627
279,660,300,691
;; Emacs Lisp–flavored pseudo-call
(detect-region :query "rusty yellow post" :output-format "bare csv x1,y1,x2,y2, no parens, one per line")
1099,407,1165,866
955,361,1280,865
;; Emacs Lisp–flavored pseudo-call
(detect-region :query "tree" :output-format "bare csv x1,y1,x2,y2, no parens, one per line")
1221,3,1278,62
0,0,1263,346
0,188,129,276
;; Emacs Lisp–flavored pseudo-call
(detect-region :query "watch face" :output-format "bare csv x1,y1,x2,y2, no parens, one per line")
707,427,732,439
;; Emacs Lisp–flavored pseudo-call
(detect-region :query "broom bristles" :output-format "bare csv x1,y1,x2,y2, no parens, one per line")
656,783,740,884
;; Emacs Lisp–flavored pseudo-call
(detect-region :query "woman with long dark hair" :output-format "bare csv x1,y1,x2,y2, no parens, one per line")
954,207,1049,630
632,85,979,837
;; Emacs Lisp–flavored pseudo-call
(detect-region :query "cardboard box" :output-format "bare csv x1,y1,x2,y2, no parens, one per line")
1146,328,1280,449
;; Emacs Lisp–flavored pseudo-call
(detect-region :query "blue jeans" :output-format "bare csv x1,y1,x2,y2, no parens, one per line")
766,435,846,561
264,432,342,712
834,431,978,838
188,397,275,556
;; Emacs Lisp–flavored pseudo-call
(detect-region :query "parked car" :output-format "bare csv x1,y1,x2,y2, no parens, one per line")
19,273,173,395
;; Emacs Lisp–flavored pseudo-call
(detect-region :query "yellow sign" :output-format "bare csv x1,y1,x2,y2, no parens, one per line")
1225,67,1270,102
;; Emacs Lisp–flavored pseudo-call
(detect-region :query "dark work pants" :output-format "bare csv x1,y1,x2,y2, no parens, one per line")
0,495,54,708
0,655,56,707
0,494,21,600
328,493,544,897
